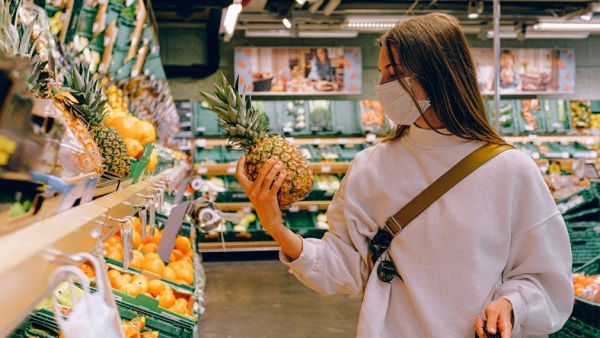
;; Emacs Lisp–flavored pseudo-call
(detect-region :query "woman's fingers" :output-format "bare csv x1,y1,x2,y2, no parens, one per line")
235,156,249,186
268,168,287,198
474,316,484,338
250,157,279,195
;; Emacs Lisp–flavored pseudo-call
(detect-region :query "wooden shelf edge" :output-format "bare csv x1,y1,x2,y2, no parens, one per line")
194,162,350,175
215,200,331,212
197,241,280,252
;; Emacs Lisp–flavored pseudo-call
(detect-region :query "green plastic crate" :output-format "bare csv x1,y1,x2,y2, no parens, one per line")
331,100,362,136
556,182,600,217
194,146,225,164
193,102,224,137
284,211,326,239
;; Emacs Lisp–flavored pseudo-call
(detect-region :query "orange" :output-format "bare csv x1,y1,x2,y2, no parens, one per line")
148,279,166,297
142,259,165,276
134,120,156,145
141,243,158,253
106,247,123,262
170,249,184,262
129,255,144,270
175,267,194,285
120,283,141,297
167,261,183,271
132,231,142,249
131,274,149,293
132,217,142,233
79,263,95,278
106,236,121,247
107,115,139,140
146,149,158,173
175,236,192,254
157,289,175,308
121,273,132,283
111,275,128,290
144,252,161,261
124,138,143,159
149,230,163,245
107,269,121,282
168,302,186,315
161,266,177,281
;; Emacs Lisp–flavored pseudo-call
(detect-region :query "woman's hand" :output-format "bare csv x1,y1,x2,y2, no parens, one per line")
235,156,287,235
474,298,514,338
236,156,303,260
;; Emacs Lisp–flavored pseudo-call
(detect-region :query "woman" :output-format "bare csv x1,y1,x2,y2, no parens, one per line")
235,13,573,337
307,47,335,82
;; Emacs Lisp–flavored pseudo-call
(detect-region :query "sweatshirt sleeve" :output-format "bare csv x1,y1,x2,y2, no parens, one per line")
280,166,370,296
495,212,574,336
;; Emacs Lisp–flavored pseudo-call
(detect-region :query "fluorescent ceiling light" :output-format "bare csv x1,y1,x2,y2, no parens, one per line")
532,22,600,31
295,0,307,5
244,29,358,38
343,16,406,31
282,18,292,29
245,30,291,38
580,11,593,21
467,0,483,19
483,28,589,39
299,30,358,38
223,2,242,36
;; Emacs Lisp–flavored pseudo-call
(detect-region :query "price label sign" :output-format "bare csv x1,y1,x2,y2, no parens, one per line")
195,139,207,147
308,205,318,212
338,138,348,144
321,165,331,173
197,166,208,174
227,166,236,174
286,137,295,143
313,138,322,145
366,134,377,143
289,205,300,212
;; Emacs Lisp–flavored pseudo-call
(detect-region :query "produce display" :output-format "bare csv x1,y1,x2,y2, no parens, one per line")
573,273,600,300
200,74,314,210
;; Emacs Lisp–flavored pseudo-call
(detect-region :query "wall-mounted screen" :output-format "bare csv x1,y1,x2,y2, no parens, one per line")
473,48,575,95
234,47,362,96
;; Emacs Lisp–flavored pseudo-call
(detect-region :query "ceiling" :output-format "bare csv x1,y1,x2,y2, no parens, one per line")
149,0,600,38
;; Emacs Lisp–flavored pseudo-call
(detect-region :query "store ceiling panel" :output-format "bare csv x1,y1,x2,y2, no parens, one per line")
149,0,600,36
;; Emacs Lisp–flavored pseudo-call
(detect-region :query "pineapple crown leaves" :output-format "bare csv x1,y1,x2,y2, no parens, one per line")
27,55,57,98
0,0,38,58
199,72,268,151
59,59,108,128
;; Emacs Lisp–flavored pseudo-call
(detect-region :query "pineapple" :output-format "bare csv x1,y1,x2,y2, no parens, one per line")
200,73,314,210
55,61,131,177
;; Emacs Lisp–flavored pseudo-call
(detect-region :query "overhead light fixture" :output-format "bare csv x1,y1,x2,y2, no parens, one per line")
580,11,593,21
245,30,292,38
295,0,307,5
343,16,406,31
244,29,358,38
467,0,483,19
532,22,600,31
222,0,242,40
282,18,292,29
298,30,358,38
480,25,590,39
322,0,341,16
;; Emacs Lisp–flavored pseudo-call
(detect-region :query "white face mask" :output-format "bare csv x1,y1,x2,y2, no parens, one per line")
375,77,431,126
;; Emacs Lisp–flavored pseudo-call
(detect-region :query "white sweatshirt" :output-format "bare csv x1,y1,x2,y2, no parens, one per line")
281,126,574,337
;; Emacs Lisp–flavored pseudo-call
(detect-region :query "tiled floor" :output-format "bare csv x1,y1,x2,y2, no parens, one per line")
197,258,361,338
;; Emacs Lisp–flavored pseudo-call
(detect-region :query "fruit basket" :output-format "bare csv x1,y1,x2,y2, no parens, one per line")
284,210,326,239
193,101,225,137
332,100,362,136
553,255,600,337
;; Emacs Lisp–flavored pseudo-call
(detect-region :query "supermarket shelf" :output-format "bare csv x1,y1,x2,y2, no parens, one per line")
505,134,599,145
0,202,109,337
195,162,349,175
216,200,331,212
194,136,375,148
197,240,280,253
0,165,186,337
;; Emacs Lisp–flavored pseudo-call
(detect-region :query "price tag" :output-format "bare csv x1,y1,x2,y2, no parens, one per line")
338,138,348,144
242,206,252,214
313,138,322,145
286,137,295,143
195,139,207,147
308,205,318,212
321,165,331,173
366,134,377,143
283,126,293,133
586,138,595,146
227,166,236,174
527,134,538,141
104,36,111,46
197,166,208,174
531,152,540,160
559,137,568,144
289,205,300,212
562,152,570,159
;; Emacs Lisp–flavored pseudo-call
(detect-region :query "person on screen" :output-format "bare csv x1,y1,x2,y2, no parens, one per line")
307,48,335,82
500,49,520,89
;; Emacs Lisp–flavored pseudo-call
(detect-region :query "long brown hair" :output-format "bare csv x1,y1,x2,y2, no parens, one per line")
379,13,505,144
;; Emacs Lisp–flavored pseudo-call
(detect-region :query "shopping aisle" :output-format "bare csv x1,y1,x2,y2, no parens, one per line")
197,259,361,338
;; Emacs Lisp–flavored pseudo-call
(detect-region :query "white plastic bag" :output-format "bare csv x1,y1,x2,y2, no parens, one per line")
49,253,124,338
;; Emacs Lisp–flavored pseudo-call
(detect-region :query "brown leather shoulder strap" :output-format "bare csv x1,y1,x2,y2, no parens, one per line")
383,143,514,235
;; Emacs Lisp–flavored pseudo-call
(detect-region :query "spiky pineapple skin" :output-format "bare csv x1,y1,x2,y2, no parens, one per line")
93,126,131,177
245,136,313,210
54,100,104,175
